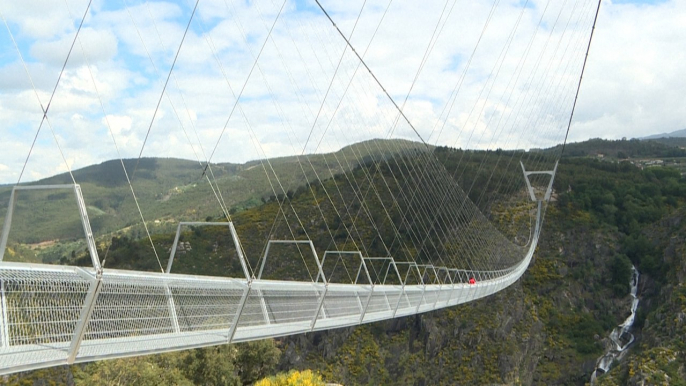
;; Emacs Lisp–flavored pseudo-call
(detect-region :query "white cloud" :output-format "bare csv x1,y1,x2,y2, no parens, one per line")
570,0,686,140
103,114,132,136
0,0,682,185
0,0,87,40
29,27,118,66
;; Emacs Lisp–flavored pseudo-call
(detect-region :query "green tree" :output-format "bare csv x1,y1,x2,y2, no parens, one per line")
609,254,633,296
73,341,281,386
236,340,282,385
623,233,662,278
74,353,192,386
184,345,240,386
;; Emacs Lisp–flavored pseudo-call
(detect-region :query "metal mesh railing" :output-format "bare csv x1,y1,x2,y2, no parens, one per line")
0,246,534,375
0,197,543,376
0,193,542,375
3,272,90,346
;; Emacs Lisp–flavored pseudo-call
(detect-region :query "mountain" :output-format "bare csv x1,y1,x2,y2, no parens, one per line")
0,138,429,261
5,138,686,385
271,151,686,385
642,136,686,148
545,138,686,158
642,128,686,139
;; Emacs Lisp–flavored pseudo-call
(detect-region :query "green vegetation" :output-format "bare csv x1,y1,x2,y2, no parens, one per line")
554,157,686,284
5,138,686,385
0,139,427,264
609,254,633,296
73,340,277,386
548,137,686,159
7,339,283,386
255,370,325,386
642,136,686,149
267,140,686,385
0,140,424,241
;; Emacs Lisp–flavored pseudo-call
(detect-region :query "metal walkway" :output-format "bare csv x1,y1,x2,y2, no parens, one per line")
0,236,537,375
0,163,551,375
0,211,540,374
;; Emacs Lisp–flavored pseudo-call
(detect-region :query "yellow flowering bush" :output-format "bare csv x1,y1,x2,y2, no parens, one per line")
254,369,326,386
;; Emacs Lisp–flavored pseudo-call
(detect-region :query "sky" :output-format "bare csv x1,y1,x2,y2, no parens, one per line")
0,0,683,184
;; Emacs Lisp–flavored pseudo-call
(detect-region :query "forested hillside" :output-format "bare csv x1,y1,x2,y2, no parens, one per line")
546,137,686,159
0,138,427,265
269,148,686,385
3,138,686,385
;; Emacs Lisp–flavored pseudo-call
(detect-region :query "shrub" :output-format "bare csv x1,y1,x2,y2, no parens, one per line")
254,370,326,386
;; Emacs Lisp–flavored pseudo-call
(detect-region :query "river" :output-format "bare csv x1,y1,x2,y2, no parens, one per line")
590,265,640,384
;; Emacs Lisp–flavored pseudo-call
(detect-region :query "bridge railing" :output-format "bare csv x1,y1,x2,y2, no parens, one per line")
0,183,544,375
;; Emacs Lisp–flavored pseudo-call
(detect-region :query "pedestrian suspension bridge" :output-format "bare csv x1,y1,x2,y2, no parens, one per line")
0,0,600,375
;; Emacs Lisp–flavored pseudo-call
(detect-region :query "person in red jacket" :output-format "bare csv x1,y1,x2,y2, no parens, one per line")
469,277,476,285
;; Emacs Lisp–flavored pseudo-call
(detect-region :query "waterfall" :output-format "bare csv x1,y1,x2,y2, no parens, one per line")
590,266,640,384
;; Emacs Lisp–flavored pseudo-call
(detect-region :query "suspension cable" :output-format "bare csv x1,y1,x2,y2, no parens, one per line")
132,0,201,179
59,0,166,273
561,0,602,157
313,0,430,149
2,0,92,185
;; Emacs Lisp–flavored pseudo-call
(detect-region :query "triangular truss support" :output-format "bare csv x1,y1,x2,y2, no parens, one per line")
520,161,559,202
0,184,101,271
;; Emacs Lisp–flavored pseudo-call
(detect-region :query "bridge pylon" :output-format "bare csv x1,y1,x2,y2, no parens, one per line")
520,161,559,203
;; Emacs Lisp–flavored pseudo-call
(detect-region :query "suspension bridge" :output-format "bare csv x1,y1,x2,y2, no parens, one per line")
0,0,599,376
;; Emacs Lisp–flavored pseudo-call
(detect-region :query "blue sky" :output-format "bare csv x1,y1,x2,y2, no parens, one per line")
613,0,667,4
0,0,683,183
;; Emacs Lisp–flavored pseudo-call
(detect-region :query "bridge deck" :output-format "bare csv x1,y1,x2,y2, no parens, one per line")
0,254,529,375
0,189,543,375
